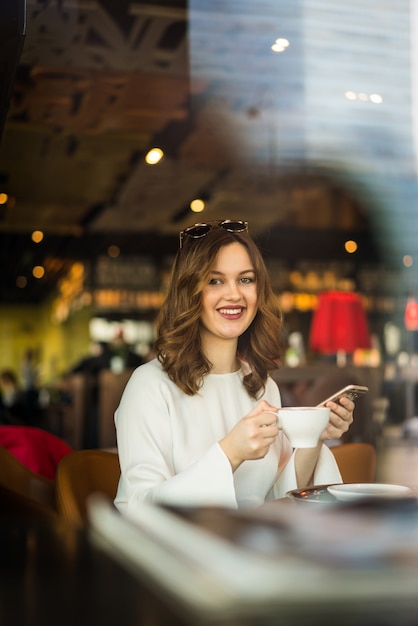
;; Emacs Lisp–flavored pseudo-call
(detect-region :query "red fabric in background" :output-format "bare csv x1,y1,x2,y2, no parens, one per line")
405,298,418,330
309,291,371,354
0,425,73,480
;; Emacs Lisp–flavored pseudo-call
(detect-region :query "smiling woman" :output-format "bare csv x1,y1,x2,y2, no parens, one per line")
113,220,354,515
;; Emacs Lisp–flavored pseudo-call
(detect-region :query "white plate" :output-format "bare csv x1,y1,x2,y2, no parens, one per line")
327,483,413,502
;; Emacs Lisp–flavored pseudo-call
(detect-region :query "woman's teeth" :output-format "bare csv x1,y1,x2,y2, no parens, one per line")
219,308,242,315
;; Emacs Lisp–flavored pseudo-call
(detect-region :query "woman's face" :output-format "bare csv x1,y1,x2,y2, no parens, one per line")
199,241,258,344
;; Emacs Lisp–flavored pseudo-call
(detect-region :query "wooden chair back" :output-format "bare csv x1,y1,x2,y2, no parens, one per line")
330,442,376,483
55,449,120,527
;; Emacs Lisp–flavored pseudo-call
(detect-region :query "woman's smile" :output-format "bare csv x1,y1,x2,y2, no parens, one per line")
217,306,246,319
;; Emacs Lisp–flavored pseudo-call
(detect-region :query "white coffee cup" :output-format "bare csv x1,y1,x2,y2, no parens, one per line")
276,406,330,448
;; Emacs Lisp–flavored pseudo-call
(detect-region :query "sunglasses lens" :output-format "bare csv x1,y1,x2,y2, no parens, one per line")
184,224,211,239
220,220,248,232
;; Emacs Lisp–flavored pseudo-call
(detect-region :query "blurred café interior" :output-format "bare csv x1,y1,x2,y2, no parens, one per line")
2,1,418,623
1,0,418,471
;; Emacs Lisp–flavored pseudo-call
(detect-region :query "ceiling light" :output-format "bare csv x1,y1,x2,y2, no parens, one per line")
32,230,44,243
345,91,357,100
32,266,45,279
271,37,289,53
190,198,205,213
370,93,383,104
0,193,8,204
145,147,164,165
345,240,358,253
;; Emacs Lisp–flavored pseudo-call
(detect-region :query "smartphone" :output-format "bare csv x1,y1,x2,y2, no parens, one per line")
316,384,369,407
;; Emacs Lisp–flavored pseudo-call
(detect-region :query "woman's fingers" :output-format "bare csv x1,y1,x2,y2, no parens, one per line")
323,397,354,439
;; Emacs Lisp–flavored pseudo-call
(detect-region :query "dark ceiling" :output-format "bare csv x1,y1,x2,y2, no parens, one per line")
0,0,380,305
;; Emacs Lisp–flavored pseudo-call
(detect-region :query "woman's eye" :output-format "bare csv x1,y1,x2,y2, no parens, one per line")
240,276,255,284
207,275,255,285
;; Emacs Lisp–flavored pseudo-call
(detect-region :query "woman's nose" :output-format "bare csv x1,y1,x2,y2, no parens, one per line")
225,281,241,298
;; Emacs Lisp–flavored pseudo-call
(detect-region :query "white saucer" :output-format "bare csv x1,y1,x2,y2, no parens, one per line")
327,483,414,502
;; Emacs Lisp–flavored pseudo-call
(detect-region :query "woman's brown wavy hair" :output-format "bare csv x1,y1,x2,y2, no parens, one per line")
154,226,284,398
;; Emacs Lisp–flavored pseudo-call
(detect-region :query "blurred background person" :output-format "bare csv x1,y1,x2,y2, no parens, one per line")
0,369,29,425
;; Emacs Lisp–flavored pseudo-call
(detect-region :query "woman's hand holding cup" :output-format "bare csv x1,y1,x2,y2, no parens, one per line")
219,401,280,470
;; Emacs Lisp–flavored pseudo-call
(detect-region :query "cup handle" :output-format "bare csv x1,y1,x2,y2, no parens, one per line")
263,409,281,429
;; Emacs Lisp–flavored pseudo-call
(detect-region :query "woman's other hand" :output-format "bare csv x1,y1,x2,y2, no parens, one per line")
321,395,354,441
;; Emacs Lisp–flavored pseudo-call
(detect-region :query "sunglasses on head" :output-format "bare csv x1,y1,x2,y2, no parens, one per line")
179,220,248,248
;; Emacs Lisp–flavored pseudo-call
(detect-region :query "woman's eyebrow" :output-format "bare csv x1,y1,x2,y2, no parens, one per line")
209,269,255,276
210,267,255,274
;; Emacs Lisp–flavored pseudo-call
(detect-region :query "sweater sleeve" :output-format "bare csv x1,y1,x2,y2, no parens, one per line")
114,364,238,513
145,442,237,507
